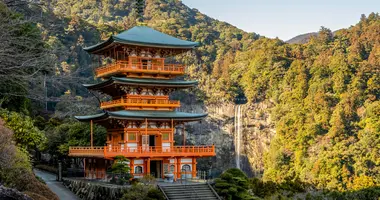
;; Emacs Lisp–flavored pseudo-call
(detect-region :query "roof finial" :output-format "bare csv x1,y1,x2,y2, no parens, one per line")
136,0,146,26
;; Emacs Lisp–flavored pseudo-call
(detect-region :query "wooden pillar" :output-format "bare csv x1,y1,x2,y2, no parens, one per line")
95,159,98,179
124,128,127,143
147,158,151,176
176,157,181,179
130,159,134,176
182,123,185,146
84,158,86,178
174,158,177,181
192,157,196,178
90,120,93,148
161,159,165,179
145,118,148,136
171,119,174,146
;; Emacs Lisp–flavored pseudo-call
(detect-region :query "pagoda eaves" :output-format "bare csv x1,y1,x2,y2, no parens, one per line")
75,110,207,122
84,26,199,54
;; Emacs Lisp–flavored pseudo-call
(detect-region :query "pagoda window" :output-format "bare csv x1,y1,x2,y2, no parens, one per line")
146,60,152,70
182,164,191,172
117,51,126,61
141,59,147,69
120,133,124,141
108,134,112,141
169,165,175,173
130,57,139,69
135,166,143,174
162,133,169,141
128,133,137,141
152,59,163,69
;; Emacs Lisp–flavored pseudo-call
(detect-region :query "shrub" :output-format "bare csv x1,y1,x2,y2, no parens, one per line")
250,178,277,198
141,174,156,185
109,155,132,185
214,168,253,200
121,184,164,200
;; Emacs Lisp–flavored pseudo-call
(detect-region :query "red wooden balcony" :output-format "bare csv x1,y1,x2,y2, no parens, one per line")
69,145,215,158
95,60,185,78
100,95,180,110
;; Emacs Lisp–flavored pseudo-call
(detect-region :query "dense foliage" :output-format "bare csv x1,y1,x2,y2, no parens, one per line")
202,12,380,192
214,168,380,200
44,120,106,157
121,184,165,200
0,119,58,200
0,1,53,114
214,168,253,200
0,109,46,150
258,16,379,191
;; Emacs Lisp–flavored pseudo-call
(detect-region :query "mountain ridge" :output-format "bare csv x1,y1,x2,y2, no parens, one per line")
286,32,318,44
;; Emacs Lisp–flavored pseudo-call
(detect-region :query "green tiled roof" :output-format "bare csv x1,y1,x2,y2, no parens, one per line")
75,110,207,122
84,77,198,89
84,26,199,53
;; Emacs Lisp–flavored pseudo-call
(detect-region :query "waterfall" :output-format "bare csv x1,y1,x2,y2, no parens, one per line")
235,105,242,169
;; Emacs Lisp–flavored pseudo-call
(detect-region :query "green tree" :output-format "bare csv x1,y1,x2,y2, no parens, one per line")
214,168,253,200
0,109,46,150
45,121,106,157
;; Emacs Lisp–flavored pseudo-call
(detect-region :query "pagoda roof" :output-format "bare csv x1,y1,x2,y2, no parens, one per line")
75,110,207,122
84,26,199,53
84,77,197,94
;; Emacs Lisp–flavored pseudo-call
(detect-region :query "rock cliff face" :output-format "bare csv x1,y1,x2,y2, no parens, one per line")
177,96,276,177
0,184,32,200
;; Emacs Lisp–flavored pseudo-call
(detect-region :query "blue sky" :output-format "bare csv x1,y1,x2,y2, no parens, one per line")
181,0,379,41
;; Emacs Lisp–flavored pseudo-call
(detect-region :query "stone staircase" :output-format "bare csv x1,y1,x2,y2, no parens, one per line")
159,183,221,200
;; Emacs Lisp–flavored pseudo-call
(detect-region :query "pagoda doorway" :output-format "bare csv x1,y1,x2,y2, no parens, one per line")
150,160,162,178
149,135,155,147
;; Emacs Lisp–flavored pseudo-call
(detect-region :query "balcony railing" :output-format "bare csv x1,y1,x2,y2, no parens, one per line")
69,146,105,157
69,145,215,158
100,96,180,110
95,61,185,78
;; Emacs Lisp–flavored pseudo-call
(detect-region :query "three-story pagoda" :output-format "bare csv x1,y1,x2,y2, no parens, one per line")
69,26,215,180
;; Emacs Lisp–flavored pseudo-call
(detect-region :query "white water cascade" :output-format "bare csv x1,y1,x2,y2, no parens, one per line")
234,105,242,169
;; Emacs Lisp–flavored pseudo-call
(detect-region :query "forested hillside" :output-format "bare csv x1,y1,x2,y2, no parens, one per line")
226,16,380,191
32,0,259,109
0,0,379,198
286,32,318,44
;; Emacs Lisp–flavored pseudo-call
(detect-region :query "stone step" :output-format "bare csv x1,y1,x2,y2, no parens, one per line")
164,189,212,192
160,183,220,200
168,195,218,199
166,193,216,196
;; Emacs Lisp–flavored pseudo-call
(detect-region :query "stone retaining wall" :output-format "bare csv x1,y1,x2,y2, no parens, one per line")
62,178,128,200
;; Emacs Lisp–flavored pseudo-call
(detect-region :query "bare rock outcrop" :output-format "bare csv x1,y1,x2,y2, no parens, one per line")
0,184,32,200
